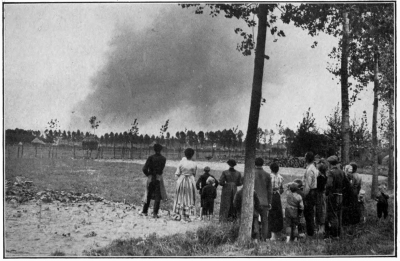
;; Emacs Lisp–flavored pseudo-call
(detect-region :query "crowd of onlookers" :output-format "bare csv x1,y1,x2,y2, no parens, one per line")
140,144,390,243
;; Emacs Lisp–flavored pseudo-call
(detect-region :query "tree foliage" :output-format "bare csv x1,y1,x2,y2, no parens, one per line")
89,116,101,135
180,4,286,56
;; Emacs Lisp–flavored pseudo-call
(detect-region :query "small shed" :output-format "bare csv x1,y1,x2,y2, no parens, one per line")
82,136,98,150
31,137,46,146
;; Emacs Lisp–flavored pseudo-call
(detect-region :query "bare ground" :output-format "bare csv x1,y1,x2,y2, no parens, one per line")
5,199,209,257
5,158,387,257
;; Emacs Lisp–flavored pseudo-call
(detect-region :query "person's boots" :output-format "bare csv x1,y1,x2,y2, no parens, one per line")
152,200,160,218
140,203,149,216
199,208,203,220
286,236,290,243
271,232,277,241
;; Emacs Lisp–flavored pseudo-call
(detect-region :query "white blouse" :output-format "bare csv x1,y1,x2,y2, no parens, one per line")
271,173,284,190
175,157,197,177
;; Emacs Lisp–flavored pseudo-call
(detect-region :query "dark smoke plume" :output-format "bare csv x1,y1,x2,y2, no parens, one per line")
70,5,284,135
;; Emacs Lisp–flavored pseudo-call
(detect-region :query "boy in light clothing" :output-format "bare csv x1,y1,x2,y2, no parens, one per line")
285,182,304,243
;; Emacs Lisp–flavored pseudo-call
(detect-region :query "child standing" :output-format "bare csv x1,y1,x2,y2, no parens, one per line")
376,184,389,220
293,179,306,238
285,182,304,243
201,177,217,220
196,166,219,218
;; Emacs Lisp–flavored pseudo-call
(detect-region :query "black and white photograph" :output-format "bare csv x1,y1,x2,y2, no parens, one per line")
3,2,396,257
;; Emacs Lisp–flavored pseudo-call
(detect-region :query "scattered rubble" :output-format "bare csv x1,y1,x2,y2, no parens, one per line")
6,177,105,204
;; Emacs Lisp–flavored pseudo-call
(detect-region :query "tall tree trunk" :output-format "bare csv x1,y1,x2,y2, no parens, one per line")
238,4,267,244
387,88,394,190
341,10,350,165
371,51,379,199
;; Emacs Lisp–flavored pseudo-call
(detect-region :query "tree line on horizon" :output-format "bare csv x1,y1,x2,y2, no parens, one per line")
5,105,390,161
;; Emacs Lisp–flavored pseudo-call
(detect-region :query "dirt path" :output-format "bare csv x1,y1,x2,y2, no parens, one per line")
5,200,208,257
101,159,388,183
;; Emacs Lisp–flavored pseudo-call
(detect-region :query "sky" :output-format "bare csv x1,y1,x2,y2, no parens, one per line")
4,3,378,139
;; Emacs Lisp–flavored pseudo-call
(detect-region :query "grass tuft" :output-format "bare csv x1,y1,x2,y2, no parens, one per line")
50,250,66,256
196,222,240,246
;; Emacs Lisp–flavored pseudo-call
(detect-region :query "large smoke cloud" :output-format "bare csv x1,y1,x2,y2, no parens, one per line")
70,5,285,135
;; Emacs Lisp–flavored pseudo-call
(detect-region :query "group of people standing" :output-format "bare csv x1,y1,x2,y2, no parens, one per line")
140,144,387,242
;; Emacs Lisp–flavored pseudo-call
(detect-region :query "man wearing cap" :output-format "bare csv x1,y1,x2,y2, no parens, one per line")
254,157,272,241
196,166,219,193
302,152,318,237
325,155,345,238
196,166,219,218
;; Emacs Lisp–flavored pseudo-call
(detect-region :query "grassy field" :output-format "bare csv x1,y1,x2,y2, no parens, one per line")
5,157,395,256
5,157,303,212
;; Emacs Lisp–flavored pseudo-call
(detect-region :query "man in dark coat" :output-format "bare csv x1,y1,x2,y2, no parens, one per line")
325,155,346,238
141,143,166,218
254,157,272,241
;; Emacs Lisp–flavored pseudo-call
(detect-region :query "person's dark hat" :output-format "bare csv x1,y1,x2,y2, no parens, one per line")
255,157,264,166
289,182,299,192
327,155,339,164
349,162,358,173
270,162,279,173
184,148,195,159
153,143,163,152
293,179,303,188
227,159,237,167
204,166,211,172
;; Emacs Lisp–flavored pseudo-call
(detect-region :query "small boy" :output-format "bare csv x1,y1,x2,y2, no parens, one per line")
196,166,219,218
376,184,389,220
285,182,304,243
293,179,306,238
201,177,217,221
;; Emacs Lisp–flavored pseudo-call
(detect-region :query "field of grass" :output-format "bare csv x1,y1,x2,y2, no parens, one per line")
5,157,309,213
5,157,395,256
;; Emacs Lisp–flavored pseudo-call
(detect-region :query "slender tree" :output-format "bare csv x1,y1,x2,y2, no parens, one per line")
89,116,101,135
340,10,350,164
129,119,140,149
159,120,169,144
346,4,394,197
281,4,355,164
181,3,287,242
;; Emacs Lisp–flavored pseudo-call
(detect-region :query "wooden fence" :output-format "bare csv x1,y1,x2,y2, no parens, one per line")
5,144,281,162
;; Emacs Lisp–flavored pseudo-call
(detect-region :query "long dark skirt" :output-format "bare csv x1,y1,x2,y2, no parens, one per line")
342,190,360,226
268,192,283,233
325,194,343,238
219,183,238,221
316,192,326,225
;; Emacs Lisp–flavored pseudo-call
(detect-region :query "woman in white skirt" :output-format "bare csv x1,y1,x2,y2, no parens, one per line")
173,148,197,222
